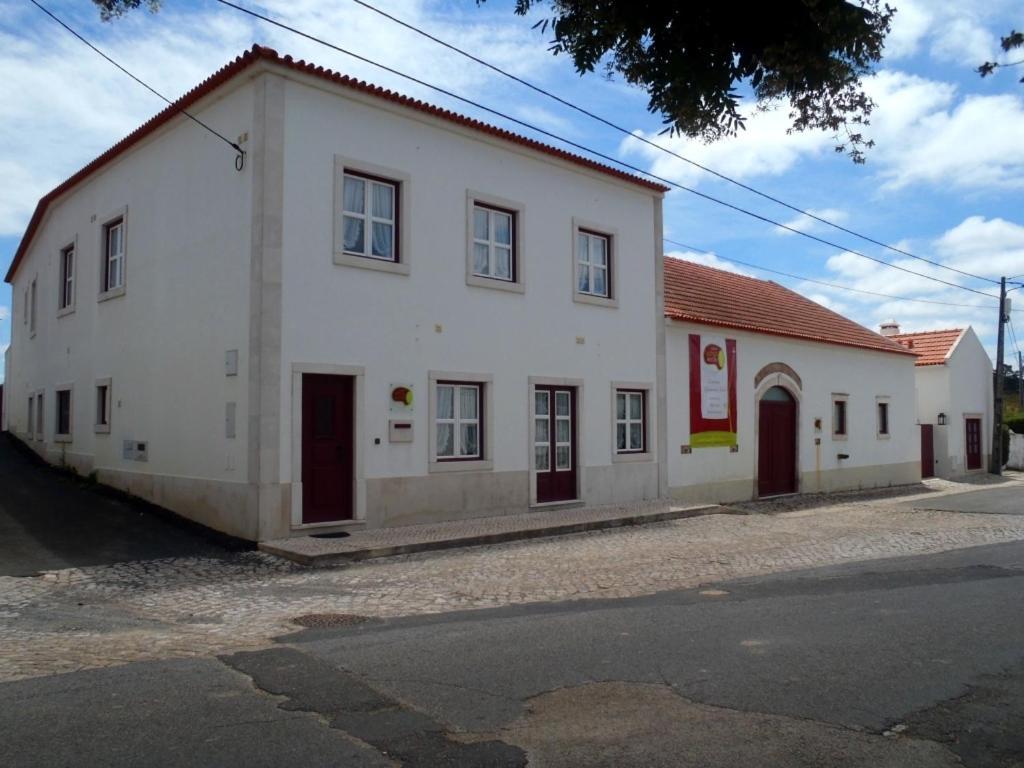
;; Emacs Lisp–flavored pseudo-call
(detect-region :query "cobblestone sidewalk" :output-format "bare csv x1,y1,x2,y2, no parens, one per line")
2,477,1022,683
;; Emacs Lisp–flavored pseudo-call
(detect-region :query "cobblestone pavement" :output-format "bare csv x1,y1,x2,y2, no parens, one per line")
2,476,1023,683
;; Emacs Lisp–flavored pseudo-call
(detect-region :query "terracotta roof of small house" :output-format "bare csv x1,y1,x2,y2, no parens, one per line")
663,257,916,357
5,45,667,283
889,329,964,366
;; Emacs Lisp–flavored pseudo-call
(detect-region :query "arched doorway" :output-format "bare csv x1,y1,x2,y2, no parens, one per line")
758,386,797,497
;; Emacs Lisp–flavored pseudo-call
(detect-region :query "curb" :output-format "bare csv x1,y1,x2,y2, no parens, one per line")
260,504,725,567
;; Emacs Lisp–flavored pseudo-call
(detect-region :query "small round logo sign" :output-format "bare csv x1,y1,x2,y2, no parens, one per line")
703,343,726,370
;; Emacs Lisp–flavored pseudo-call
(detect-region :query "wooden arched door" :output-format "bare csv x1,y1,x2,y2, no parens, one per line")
758,386,797,497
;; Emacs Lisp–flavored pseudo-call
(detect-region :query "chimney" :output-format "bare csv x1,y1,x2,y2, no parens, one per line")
879,319,900,337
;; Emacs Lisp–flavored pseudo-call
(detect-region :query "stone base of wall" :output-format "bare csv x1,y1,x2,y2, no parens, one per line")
95,469,254,541
670,460,922,504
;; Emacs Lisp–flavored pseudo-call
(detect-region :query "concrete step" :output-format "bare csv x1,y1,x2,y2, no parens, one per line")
260,502,726,567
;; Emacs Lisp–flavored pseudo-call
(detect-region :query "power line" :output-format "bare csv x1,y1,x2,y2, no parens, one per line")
211,0,1000,300
663,239,1000,310
29,0,244,166
348,0,1001,287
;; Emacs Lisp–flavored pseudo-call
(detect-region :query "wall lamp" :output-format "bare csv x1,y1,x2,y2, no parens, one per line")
937,413,947,426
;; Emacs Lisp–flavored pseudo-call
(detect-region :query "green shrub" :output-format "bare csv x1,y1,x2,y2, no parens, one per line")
1007,416,1024,435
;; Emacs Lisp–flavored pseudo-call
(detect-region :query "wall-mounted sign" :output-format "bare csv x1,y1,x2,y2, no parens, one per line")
389,383,414,414
688,334,737,448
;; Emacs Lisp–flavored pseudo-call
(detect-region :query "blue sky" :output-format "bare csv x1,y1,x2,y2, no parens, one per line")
2,0,1023,382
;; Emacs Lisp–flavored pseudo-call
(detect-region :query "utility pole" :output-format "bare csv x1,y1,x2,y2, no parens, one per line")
991,277,1007,474
1019,349,1023,410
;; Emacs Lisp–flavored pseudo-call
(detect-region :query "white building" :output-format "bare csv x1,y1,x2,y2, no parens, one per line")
3,46,669,541
664,259,920,503
886,325,993,477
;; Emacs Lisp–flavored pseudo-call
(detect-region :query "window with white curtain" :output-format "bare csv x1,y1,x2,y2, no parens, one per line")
576,230,611,297
435,382,482,460
342,172,398,262
103,218,124,292
615,390,646,453
59,244,75,311
472,203,514,281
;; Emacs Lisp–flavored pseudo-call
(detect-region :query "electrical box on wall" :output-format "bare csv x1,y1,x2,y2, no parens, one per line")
225,349,239,377
123,440,148,462
389,419,413,443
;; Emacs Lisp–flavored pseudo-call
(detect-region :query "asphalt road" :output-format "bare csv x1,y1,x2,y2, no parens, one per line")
902,485,1023,516
0,434,240,576
4,539,1024,767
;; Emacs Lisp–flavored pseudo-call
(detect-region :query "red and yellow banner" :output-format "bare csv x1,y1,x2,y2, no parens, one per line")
688,334,738,448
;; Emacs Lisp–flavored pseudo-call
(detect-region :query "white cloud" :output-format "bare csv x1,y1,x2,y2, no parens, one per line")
666,250,753,277
619,103,833,186
884,1,1002,63
774,208,849,237
0,305,10,322
932,216,1024,278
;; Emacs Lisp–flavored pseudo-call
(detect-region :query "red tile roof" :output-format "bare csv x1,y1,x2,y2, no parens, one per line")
5,45,667,283
890,329,964,366
663,257,916,357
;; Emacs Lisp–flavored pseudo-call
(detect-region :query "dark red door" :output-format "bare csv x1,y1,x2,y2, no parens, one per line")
302,374,354,524
534,386,577,503
920,424,935,478
758,386,797,497
965,418,983,470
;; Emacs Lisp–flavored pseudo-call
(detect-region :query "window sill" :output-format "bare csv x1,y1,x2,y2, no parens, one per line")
832,434,848,442
612,450,654,464
428,458,494,474
98,285,126,303
333,252,409,275
466,274,524,294
573,292,618,309
54,434,72,444
95,424,111,435
57,305,75,318
876,434,891,440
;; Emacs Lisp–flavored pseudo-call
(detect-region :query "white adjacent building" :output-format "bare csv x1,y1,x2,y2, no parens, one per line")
886,324,994,478
663,259,920,503
3,46,668,541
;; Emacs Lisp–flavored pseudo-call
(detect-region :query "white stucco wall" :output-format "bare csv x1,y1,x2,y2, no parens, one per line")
275,72,663,532
945,328,994,474
5,79,257,536
912,328,993,477
666,322,919,502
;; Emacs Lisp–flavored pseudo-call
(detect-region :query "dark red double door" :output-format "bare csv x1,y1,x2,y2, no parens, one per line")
757,387,797,497
534,386,578,503
965,418,983,471
302,374,355,524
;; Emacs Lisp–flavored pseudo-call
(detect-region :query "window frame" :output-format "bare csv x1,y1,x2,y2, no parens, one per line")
576,229,612,299
54,385,73,443
98,207,127,301
29,277,37,336
832,394,849,440
611,382,655,463
95,378,112,434
333,157,410,275
465,191,525,293
27,396,34,440
615,389,647,455
471,203,516,283
428,371,494,473
35,391,44,440
435,382,483,462
572,218,619,308
876,397,891,439
341,171,399,262
58,239,77,315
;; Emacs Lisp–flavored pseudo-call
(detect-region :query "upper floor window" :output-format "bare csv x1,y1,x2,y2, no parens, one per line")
472,203,515,282
576,230,611,298
59,244,75,311
29,278,37,335
103,218,125,292
342,172,398,262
